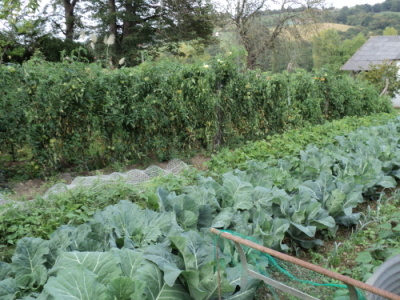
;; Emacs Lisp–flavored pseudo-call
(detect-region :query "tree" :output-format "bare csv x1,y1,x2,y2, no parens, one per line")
216,0,327,69
0,0,47,62
336,6,349,24
383,26,398,35
0,0,39,19
268,39,313,72
86,0,215,65
42,0,85,41
312,30,367,71
339,32,366,63
359,62,400,97
63,0,80,40
312,28,341,69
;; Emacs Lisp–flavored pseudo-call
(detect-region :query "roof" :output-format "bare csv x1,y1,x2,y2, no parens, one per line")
341,35,400,71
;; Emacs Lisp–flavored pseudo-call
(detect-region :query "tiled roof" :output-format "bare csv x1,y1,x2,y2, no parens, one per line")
341,36,400,71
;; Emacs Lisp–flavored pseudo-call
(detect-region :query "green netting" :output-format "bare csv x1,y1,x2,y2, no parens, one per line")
214,230,367,300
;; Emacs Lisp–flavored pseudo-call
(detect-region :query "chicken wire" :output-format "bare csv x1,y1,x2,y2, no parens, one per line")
43,159,187,198
0,159,188,206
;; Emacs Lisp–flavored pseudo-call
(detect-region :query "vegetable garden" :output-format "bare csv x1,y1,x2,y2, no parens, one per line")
0,56,392,176
2,114,400,299
1,57,399,299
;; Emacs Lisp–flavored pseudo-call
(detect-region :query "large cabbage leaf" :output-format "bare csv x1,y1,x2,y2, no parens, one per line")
105,277,145,300
0,278,18,300
44,267,107,300
181,261,233,300
93,200,181,247
144,243,184,286
170,231,214,271
157,188,199,230
50,251,121,286
139,261,191,300
220,173,253,210
0,262,13,280
11,237,49,289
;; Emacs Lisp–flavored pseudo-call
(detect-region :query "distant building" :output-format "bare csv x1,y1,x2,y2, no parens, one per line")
341,35,400,72
341,35,400,107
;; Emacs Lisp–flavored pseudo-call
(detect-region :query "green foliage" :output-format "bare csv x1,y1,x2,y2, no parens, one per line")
0,180,151,252
314,192,400,283
338,33,366,64
0,58,392,174
208,113,396,173
3,117,400,298
0,0,39,19
87,0,215,66
352,193,400,281
359,62,400,98
312,30,367,71
331,1,400,35
0,167,199,254
312,29,342,70
383,26,398,35
0,202,237,299
36,36,94,62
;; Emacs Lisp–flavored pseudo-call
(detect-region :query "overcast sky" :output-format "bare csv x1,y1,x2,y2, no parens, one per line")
328,0,385,8
35,0,386,10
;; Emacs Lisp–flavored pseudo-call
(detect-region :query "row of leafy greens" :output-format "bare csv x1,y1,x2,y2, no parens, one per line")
2,118,400,299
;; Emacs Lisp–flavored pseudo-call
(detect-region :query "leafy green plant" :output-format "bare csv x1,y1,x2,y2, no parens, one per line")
208,112,397,173
0,57,393,175
3,117,400,298
0,201,251,299
0,180,151,251
359,61,400,98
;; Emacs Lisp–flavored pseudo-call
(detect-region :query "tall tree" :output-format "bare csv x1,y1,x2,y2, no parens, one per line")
217,0,327,69
312,28,341,69
43,0,84,40
87,0,215,64
63,0,79,40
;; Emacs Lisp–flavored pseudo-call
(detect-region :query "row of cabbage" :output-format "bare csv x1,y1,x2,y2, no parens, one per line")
1,118,400,299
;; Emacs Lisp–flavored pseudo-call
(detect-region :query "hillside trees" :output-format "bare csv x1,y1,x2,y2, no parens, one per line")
217,0,327,69
383,26,398,35
331,0,400,35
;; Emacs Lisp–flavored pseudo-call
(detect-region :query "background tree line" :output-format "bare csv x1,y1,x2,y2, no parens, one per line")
1,0,400,73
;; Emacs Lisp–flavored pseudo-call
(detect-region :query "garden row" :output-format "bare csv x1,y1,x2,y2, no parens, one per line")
0,57,392,173
0,113,394,252
1,115,400,299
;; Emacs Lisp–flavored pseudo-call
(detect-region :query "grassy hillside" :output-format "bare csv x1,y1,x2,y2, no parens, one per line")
282,22,353,40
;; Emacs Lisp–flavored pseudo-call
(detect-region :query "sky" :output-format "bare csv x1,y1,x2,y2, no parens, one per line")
34,0,386,11
327,0,385,8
